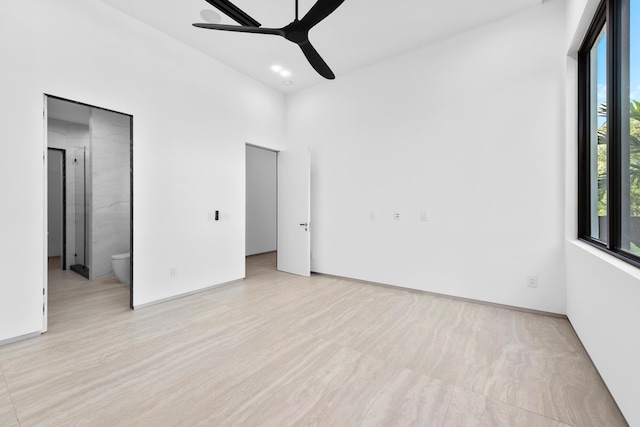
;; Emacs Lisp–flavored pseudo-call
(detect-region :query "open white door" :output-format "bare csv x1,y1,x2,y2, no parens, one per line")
277,146,310,276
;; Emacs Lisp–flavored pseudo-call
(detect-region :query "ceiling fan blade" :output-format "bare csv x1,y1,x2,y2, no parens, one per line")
204,0,261,27
300,0,346,29
299,40,335,79
193,23,283,36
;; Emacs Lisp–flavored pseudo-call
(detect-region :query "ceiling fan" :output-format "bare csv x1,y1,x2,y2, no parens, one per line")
193,0,346,80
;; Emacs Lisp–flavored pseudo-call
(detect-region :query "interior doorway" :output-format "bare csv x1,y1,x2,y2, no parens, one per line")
245,144,312,277
45,95,134,332
246,144,278,266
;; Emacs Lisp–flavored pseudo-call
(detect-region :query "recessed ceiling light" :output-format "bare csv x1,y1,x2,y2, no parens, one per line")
271,65,293,80
284,81,293,86
200,9,222,24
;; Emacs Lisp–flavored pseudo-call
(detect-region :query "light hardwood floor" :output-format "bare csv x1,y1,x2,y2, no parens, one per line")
0,253,628,426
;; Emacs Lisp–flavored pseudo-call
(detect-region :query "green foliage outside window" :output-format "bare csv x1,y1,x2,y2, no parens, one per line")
597,101,640,217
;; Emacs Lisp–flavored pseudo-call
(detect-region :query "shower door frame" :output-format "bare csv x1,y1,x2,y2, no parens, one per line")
47,147,67,270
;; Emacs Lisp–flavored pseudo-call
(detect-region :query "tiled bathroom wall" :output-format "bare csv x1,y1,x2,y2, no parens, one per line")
89,109,131,280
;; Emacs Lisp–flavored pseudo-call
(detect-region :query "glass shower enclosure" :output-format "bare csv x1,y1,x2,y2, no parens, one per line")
70,146,90,278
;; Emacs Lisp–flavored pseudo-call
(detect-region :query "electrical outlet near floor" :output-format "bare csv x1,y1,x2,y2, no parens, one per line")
527,275,538,288
170,268,177,278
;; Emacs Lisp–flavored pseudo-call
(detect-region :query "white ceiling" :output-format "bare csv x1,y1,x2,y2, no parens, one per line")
97,0,541,93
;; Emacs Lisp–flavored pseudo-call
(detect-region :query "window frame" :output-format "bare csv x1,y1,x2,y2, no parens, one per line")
577,0,640,267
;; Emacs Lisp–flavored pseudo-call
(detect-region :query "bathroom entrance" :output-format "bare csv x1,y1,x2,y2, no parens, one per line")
246,144,278,264
45,95,133,330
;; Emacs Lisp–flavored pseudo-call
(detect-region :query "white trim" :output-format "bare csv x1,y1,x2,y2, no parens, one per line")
132,279,243,310
0,331,42,347
316,273,568,319
42,94,49,333
245,142,280,153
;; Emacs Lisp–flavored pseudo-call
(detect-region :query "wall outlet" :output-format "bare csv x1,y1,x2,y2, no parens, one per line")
207,212,214,222
369,211,376,220
170,268,177,277
421,212,429,222
394,212,400,221
527,275,538,288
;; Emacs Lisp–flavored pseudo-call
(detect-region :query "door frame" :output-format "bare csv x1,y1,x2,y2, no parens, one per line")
44,94,135,333
245,143,279,262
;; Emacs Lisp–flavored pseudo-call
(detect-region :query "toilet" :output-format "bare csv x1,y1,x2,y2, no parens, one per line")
111,252,131,284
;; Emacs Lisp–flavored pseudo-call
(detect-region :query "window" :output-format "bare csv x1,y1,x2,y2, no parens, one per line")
578,0,640,265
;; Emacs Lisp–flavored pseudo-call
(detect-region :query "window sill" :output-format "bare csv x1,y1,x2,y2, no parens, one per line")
568,239,640,279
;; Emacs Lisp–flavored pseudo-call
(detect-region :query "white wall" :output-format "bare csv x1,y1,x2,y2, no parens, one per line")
565,243,640,425
246,145,277,256
0,0,285,342
286,0,567,314
564,0,640,424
